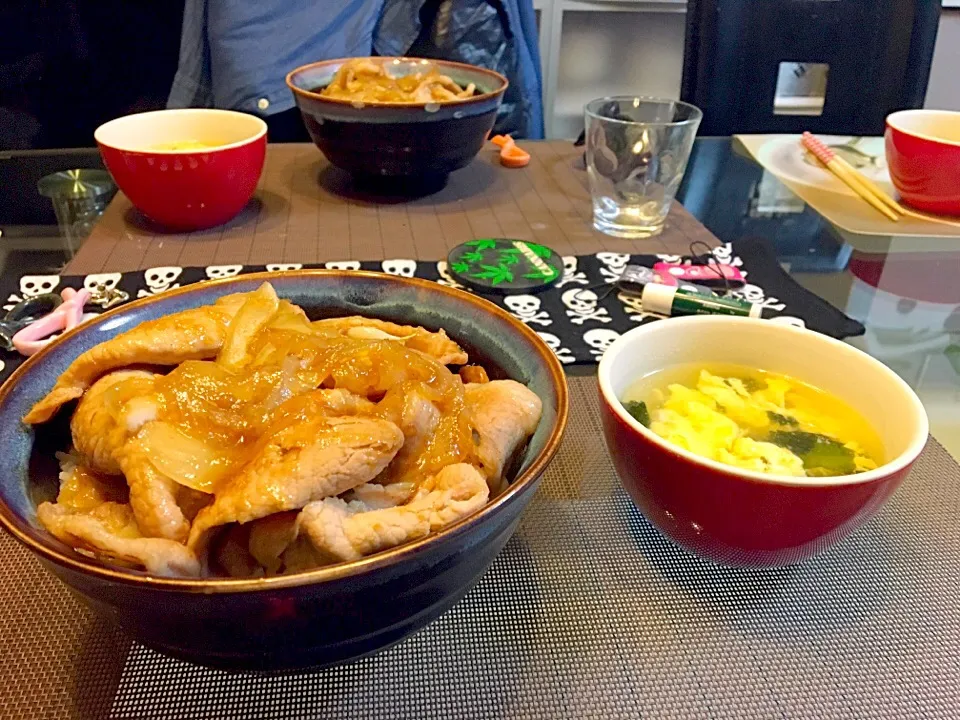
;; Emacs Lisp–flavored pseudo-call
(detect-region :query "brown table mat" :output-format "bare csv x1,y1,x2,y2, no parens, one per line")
64,142,718,276
2,376,959,719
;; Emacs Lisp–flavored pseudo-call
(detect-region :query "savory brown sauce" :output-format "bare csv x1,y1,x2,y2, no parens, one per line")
315,59,478,104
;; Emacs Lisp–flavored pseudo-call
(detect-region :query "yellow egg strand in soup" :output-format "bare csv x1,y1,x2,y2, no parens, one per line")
621,364,883,478
151,140,220,152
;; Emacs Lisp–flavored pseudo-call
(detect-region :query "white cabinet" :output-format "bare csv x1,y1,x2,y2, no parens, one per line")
536,0,687,139
926,9,960,111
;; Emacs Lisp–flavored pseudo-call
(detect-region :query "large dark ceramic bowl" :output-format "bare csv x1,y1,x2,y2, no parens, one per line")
286,57,508,180
0,271,567,670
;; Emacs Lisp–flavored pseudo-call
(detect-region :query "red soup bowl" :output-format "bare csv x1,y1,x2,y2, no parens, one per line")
95,109,267,231
597,316,928,567
885,109,960,216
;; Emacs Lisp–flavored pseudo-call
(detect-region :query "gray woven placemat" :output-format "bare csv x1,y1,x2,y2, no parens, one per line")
65,143,717,275
0,539,129,719
2,376,959,719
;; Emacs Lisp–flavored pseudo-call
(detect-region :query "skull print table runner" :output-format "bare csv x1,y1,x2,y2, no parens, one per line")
0,242,864,383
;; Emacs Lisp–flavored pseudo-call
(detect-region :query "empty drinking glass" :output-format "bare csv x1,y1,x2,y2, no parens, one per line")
584,97,702,238
37,170,116,256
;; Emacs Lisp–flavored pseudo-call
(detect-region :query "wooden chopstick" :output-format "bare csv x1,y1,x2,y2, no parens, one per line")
830,155,905,215
801,133,898,221
831,161,899,221
801,132,960,229
845,162,960,228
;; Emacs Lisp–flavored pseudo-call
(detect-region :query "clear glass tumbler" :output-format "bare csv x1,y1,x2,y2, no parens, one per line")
584,97,702,238
37,170,116,257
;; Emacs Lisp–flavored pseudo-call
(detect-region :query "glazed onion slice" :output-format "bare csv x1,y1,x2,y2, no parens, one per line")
126,421,241,494
218,283,280,370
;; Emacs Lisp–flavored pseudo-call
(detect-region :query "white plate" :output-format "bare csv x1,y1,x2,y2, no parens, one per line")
754,135,893,197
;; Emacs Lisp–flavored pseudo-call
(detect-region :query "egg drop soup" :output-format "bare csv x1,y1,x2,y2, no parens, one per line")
150,140,223,152
620,364,883,478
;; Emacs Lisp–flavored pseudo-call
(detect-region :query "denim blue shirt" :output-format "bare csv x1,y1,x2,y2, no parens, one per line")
168,0,543,138
168,0,382,116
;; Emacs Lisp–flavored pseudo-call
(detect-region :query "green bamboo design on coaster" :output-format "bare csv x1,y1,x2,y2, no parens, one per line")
465,239,498,251
473,264,514,285
500,248,522,266
447,239,563,293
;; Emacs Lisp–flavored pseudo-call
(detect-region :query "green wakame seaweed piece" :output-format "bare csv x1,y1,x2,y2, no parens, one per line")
623,400,650,427
768,430,856,475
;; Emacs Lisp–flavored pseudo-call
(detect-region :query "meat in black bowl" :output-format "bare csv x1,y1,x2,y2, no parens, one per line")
0,271,566,671
286,57,508,183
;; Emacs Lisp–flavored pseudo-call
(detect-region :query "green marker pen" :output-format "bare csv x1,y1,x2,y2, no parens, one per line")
640,282,763,318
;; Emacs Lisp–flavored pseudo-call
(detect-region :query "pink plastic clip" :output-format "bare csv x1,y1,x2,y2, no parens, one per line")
652,262,745,287
12,287,92,356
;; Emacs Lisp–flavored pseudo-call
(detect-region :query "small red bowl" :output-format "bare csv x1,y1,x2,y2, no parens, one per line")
885,109,960,216
95,109,267,231
598,316,929,567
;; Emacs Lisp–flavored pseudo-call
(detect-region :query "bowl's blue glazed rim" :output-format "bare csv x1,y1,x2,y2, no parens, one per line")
286,56,509,110
0,271,568,593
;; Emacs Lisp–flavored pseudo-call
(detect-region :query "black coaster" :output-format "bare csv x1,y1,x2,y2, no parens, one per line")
446,239,564,294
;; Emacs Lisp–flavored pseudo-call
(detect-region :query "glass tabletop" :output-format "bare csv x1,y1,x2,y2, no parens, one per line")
0,147,110,273
676,138,960,461
0,138,957,459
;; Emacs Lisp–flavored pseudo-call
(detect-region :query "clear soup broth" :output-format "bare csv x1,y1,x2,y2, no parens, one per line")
621,363,884,478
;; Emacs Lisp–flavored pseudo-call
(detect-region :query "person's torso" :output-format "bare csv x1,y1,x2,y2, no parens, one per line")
207,0,384,114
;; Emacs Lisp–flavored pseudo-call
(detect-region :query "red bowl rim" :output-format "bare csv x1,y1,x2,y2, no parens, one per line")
286,56,509,110
886,109,960,149
94,108,268,155
597,316,929,488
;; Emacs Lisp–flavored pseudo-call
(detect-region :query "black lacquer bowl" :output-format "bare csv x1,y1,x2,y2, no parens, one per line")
0,271,567,670
286,57,508,182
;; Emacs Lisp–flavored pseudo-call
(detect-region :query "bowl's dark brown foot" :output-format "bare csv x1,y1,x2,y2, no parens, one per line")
350,172,450,197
